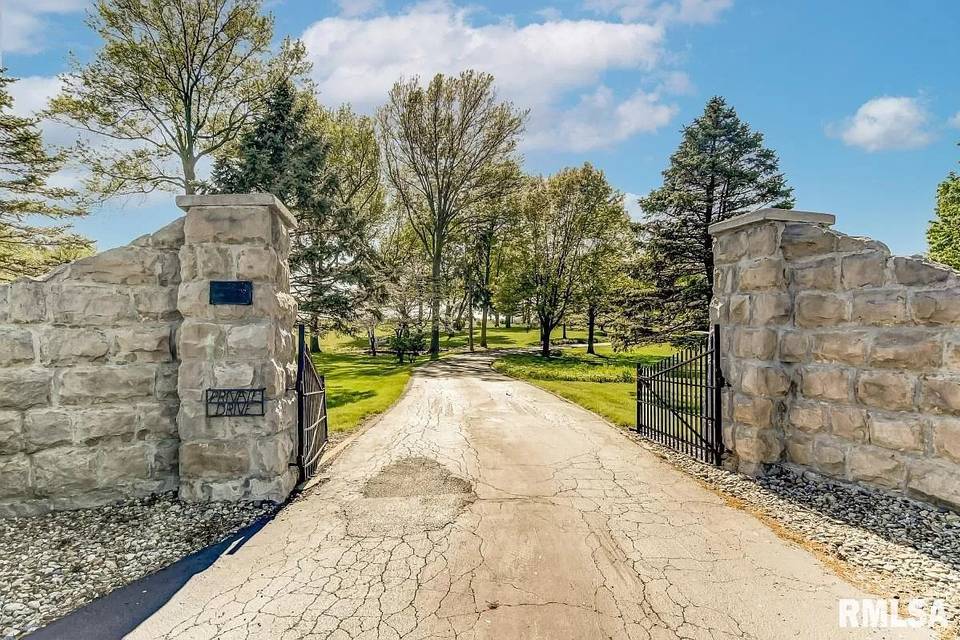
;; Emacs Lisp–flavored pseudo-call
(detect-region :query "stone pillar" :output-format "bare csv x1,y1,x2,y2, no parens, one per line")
175,194,299,502
709,209,835,476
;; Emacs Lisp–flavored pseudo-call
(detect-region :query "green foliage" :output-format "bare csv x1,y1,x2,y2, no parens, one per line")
212,81,380,331
493,344,673,383
48,0,308,197
614,96,793,346
927,173,960,270
386,326,426,364
0,70,91,281
378,70,527,355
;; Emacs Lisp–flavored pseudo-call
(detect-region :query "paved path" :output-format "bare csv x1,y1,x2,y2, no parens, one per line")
130,353,927,640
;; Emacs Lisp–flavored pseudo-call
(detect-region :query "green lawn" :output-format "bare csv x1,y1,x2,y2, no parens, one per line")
492,344,675,428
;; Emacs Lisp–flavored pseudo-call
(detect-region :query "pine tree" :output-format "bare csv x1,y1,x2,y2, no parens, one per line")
212,81,379,338
614,96,794,346
927,173,960,270
0,70,90,281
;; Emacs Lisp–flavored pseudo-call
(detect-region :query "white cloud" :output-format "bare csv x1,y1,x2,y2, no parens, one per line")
335,0,384,18
301,1,677,151
525,86,676,151
623,192,644,220
0,0,87,55
584,0,732,24
836,96,934,152
949,111,960,129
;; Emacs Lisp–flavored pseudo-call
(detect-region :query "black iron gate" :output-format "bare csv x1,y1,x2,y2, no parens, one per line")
295,324,328,483
636,325,724,464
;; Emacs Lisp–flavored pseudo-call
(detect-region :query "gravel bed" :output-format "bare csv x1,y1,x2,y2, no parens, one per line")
0,492,276,639
625,431,960,624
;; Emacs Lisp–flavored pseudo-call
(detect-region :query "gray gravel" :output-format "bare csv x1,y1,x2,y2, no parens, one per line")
0,492,275,639
626,431,960,624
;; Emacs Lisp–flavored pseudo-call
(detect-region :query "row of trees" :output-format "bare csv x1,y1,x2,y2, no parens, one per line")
1,0,801,356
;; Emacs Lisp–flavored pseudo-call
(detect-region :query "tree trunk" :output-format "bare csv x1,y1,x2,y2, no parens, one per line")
368,328,377,356
494,311,500,328
587,306,596,355
309,316,321,353
182,155,197,195
505,314,512,329
429,250,442,356
562,323,567,340
480,303,488,348
540,323,552,357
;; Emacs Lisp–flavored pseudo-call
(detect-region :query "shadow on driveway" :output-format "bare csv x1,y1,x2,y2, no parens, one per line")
25,515,274,640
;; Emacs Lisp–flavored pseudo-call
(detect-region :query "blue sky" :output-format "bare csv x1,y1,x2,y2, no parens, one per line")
3,0,958,254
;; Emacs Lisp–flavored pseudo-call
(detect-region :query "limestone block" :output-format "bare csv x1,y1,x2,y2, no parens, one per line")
156,363,179,400
788,402,825,432
732,394,775,427
893,257,952,286
0,327,34,365
728,295,749,324
795,293,848,328
791,257,838,290
226,323,273,359
737,258,785,292
943,337,960,368
213,362,256,388
733,328,777,360
113,326,172,363
869,331,941,369
249,431,295,476
236,246,283,283
68,246,166,285
9,280,46,323
810,331,868,366
50,284,136,326
0,455,30,498
179,477,246,502
247,468,298,503
177,281,291,322
800,367,851,402
779,331,808,363
856,371,916,411
734,425,783,463
851,291,908,325
137,402,179,438
868,414,924,452
73,407,138,442
0,284,9,323
262,360,287,397
830,405,868,442
133,286,179,320
180,441,251,478
931,416,960,463
812,438,846,476
847,446,905,489
59,365,156,405
179,244,236,281
0,412,22,455
150,439,179,477
710,298,727,325
785,433,813,465
31,447,99,495
23,409,73,452
0,368,51,410
907,460,960,508
840,252,887,289
740,364,790,397
713,232,746,264
177,321,226,360
183,206,274,245
97,444,151,485
39,328,109,364
781,223,837,260
911,289,960,325
919,376,960,415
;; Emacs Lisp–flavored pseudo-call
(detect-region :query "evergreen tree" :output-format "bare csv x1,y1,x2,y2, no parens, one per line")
614,97,794,345
0,70,91,281
927,173,960,270
212,81,379,339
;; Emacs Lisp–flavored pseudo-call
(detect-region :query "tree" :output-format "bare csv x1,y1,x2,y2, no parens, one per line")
378,70,526,356
927,173,960,270
0,70,92,281
511,164,629,357
577,230,631,354
616,96,794,345
48,0,307,198
212,81,380,341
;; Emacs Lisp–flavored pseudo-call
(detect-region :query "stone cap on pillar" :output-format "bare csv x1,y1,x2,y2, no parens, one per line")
176,193,297,230
708,208,835,236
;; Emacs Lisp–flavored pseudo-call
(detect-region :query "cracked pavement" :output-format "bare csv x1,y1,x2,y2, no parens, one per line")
128,353,931,639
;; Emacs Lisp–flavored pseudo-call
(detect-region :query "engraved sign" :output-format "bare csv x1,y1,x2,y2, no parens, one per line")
205,388,265,417
209,281,253,305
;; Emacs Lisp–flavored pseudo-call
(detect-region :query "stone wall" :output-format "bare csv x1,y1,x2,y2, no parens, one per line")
0,193,299,516
711,209,960,509
0,219,184,516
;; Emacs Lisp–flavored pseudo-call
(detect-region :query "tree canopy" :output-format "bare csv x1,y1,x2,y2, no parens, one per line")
927,173,960,270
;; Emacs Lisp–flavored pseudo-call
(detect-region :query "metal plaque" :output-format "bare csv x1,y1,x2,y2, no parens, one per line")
206,388,266,417
209,281,253,305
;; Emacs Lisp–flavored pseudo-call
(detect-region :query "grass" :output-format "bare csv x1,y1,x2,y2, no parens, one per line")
319,325,590,353
492,343,676,428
